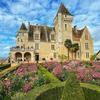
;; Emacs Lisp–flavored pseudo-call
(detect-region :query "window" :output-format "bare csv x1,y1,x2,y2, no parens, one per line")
86,52,89,58
35,34,39,40
35,43,39,50
51,45,55,50
85,34,88,40
51,34,55,41
65,24,67,30
85,43,89,49
54,53,56,58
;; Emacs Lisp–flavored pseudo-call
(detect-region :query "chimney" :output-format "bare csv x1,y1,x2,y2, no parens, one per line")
74,25,77,33
28,22,30,32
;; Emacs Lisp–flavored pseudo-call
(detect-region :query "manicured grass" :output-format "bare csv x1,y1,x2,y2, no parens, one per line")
38,65,60,83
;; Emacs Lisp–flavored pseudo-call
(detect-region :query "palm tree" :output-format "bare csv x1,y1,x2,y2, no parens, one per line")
73,43,79,59
70,44,75,60
64,39,72,60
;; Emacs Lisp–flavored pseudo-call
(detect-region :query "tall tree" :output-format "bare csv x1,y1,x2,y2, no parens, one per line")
64,39,72,60
70,44,75,60
73,43,79,59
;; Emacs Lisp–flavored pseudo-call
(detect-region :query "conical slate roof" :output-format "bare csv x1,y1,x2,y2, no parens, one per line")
20,23,27,30
58,3,72,15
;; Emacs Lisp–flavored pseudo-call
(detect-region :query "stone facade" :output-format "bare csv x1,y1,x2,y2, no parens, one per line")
10,3,94,63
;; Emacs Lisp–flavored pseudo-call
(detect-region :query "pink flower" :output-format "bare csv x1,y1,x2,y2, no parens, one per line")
53,64,62,76
22,82,32,93
92,72,100,79
3,78,12,89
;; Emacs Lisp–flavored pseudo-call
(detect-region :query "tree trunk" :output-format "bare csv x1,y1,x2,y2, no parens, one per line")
68,49,69,60
75,52,76,60
72,52,73,60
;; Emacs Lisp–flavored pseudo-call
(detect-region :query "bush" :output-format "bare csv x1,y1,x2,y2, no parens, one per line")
83,61,92,68
58,69,68,81
80,83,100,100
12,76,25,92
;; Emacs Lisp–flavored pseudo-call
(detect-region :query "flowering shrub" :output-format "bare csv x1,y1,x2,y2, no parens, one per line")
92,71,100,79
15,63,37,76
53,63,62,76
22,82,32,93
43,61,59,72
43,60,100,85
3,78,12,91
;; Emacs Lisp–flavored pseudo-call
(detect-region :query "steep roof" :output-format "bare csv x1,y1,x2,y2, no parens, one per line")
96,50,100,60
28,24,54,41
57,3,72,16
20,23,27,30
72,26,85,41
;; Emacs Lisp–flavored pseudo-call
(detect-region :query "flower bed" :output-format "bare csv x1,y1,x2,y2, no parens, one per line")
42,61,100,85
0,63,60,100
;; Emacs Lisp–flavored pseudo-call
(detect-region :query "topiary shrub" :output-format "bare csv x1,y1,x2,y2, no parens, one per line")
80,83,100,100
61,72,85,100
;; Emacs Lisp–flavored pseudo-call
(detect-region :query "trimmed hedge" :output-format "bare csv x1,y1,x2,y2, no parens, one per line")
0,64,19,78
7,65,100,100
61,73,85,100
13,82,100,100
12,65,60,100
0,64,11,71
81,83,100,100
38,65,60,83
12,82,64,100
35,83,100,100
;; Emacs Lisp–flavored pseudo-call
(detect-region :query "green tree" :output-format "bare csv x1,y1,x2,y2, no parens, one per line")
64,39,72,60
70,44,75,60
72,43,79,59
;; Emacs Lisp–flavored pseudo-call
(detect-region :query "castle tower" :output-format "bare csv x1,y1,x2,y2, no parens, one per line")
54,3,73,43
16,23,28,48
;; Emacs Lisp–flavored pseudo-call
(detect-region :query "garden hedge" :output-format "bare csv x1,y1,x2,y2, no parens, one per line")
38,65,60,83
0,64,19,78
61,73,85,100
12,72,100,100
12,82,100,100
80,83,100,100
0,64,11,71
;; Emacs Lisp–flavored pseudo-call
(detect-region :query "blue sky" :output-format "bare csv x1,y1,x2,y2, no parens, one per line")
0,0,100,58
